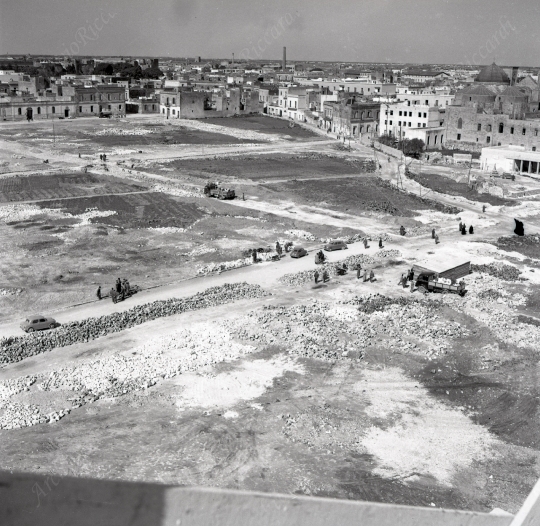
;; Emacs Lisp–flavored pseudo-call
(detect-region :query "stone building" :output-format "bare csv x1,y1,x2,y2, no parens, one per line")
75,85,126,117
322,98,380,137
445,63,540,152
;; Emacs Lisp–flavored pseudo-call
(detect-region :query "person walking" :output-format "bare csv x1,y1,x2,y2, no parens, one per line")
322,270,329,283
399,225,406,236
431,228,436,239
314,270,319,284
469,225,474,234
482,205,486,213
461,225,467,235
370,269,375,282
363,269,369,282
357,265,362,280
363,238,369,249
252,249,258,263
459,221,463,231
116,278,122,294
398,274,405,287
435,234,440,244
96,286,102,300
379,238,383,248
410,277,415,293
110,288,117,304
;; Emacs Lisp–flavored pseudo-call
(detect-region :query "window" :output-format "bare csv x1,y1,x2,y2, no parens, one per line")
477,123,482,131
457,133,461,140
423,123,426,128
434,135,438,144
172,109,175,115
486,124,492,132
79,106,82,112
389,120,393,125
408,122,412,127
367,111,371,117
536,130,539,137
457,118,463,129
18,108,21,115
144,105,148,111
52,107,55,114
533,147,537,152
511,127,514,134
407,101,411,106
409,111,412,117
37,107,41,114
499,123,504,133
398,121,401,126
162,108,165,113
418,112,422,118
523,128,526,135
118,104,121,110
385,120,387,125
399,110,402,116
423,113,427,118
390,110,393,115
486,136,491,143
172,98,176,104
90,105,93,112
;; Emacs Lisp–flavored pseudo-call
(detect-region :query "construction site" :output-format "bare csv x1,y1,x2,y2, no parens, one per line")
2,112,540,518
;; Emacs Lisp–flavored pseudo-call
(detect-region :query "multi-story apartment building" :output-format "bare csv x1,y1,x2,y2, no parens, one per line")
75,85,126,117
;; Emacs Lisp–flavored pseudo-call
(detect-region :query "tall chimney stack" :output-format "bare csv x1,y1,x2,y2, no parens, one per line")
283,47,286,71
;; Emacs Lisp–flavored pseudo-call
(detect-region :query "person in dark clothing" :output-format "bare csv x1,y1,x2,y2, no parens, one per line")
432,229,436,239
461,226,467,235
96,286,102,300
379,238,383,248
435,234,440,244
370,270,375,282
110,288,117,303
252,249,257,263
357,266,362,279
314,270,319,284
469,225,474,234
100,154,103,161
408,268,414,282
322,270,329,282
116,278,122,294
399,225,406,236
482,205,486,213
459,222,463,231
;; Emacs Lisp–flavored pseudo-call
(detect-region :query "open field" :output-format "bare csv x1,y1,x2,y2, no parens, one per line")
1,115,540,514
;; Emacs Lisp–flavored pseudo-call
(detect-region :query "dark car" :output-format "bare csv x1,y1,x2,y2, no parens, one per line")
20,315,57,333
324,240,348,252
290,247,308,258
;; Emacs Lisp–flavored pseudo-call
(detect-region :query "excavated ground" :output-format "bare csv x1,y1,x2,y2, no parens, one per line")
1,115,540,514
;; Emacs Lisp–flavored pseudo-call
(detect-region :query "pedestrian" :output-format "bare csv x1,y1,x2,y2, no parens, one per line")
78,152,81,158
363,238,369,249
410,278,415,293
314,270,319,284
110,288,117,304
379,238,383,248
431,228,436,239
399,225,406,236
363,269,368,282
100,154,103,161
398,274,405,286
408,268,414,282
116,278,122,294
357,266,362,280
459,221,463,231
103,154,107,162
435,234,440,244
461,225,467,235
243,193,245,201
370,269,375,282
482,205,486,213
469,225,474,234
96,286,102,300
252,249,257,263
322,270,329,282
276,241,282,256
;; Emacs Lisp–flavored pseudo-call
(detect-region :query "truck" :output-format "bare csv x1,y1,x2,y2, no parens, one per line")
415,272,466,296
204,182,236,200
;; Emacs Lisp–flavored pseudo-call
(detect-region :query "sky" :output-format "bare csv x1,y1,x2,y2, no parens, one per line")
0,0,538,66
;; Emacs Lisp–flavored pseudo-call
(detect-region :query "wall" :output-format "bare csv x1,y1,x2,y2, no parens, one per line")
446,106,540,153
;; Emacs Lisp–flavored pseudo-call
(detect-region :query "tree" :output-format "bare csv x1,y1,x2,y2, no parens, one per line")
402,138,425,159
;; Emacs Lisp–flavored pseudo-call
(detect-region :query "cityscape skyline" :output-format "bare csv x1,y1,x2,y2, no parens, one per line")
0,0,538,66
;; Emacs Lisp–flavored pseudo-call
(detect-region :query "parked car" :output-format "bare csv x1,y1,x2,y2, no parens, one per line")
20,315,57,333
324,240,348,252
290,247,308,258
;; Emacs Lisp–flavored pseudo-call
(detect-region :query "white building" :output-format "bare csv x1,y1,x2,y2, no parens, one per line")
480,145,540,177
380,101,445,138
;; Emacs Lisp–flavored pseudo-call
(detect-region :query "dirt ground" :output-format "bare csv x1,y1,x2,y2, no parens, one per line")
1,114,540,514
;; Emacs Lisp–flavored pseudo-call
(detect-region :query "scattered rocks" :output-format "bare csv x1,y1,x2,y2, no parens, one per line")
471,262,522,281
0,283,268,365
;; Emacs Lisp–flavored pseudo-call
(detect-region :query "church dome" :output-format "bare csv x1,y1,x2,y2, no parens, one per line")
475,63,511,84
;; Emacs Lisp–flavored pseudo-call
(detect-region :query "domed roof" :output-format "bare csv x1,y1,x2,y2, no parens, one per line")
475,63,511,84
461,84,497,97
499,85,529,100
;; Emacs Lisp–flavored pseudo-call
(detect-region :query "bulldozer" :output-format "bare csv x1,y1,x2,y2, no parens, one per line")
204,182,236,200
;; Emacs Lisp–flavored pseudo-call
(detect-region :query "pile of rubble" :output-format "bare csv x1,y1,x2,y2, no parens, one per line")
0,288,23,296
471,262,522,281
0,283,267,365
152,183,202,198
169,119,278,142
284,230,316,241
197,258,251,275
91,127,156,136
278,250,402,286
347,293,430,315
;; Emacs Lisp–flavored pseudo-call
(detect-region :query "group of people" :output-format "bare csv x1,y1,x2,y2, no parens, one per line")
314,269,329,284
398,268,416,291
96,278,131,303
356,264,375,283
431,229,440,244
99,154,108,162
459,222,474,235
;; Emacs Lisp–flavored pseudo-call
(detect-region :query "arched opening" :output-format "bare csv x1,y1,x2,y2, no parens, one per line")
37,107,41,115
499,123,504,133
